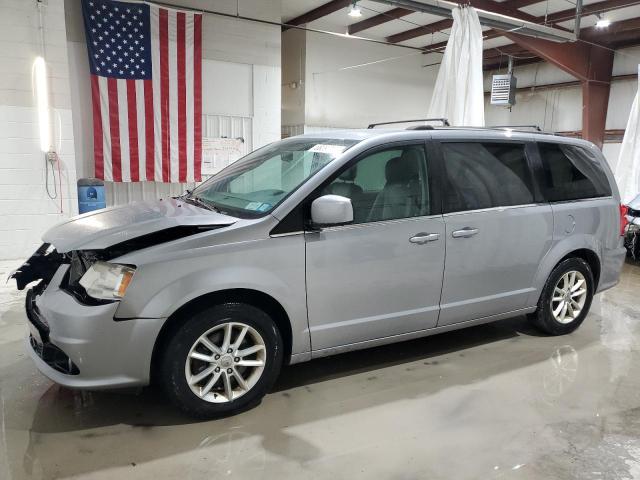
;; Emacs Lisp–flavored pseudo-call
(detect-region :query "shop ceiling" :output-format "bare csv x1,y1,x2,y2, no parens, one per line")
281,0,640,70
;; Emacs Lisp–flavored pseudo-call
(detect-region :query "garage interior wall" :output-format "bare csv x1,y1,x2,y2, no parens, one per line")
0,0,281,261
484,46,640,166
64,0,281,207
283,30,637,169
0,0,78,261
2,0,638,262
282,29,439,133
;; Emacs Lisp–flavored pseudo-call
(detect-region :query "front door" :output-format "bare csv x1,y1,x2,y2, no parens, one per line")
305,143,446,351
436,141,554,325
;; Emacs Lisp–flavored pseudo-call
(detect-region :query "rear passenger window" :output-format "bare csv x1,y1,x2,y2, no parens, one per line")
442,142,534,213
538,143,612,202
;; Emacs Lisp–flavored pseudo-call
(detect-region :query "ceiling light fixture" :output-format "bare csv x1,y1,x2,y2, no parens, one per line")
595,14,611,28
348,1,362,17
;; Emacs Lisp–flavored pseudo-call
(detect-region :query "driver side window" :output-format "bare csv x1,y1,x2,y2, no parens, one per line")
323,145,430,224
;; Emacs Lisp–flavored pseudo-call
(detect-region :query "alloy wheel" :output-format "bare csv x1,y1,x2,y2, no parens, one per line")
550,270,588,324
185,322,267,403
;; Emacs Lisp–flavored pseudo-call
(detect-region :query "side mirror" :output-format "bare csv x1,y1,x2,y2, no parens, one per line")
311,195,354,227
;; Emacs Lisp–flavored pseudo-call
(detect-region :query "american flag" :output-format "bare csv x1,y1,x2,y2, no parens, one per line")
82,0,202,182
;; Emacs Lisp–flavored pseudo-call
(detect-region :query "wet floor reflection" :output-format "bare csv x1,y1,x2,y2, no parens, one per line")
0,261,639,479
541,345,579,401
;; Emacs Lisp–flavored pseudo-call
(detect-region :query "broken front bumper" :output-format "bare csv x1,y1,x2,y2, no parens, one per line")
24,265,165,390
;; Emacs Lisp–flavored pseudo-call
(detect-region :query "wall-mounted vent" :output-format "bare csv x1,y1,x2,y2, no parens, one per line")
491,74,517,107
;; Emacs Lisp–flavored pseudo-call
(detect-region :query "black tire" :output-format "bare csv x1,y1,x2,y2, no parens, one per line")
160,302,283,419
529,257,594,335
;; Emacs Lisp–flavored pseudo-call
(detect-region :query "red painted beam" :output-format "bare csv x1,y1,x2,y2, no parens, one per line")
348,7,413,35
609,29,640,48
501,32,600,81
581,16,640,41
483,27,640,70
501,32,614,147
422,28,504,54
284,0,351,28
349,0,553,36
499,0,546,8
483,44,531,60
466,0,538,21
583,46,615,147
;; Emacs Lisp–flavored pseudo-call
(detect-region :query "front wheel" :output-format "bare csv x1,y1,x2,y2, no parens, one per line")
530,257,594,335
160,303,283,419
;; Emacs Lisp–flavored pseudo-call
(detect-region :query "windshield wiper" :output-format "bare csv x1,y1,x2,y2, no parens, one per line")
183,194,224,214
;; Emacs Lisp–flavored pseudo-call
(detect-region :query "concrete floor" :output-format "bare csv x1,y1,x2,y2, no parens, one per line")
0,261,639,480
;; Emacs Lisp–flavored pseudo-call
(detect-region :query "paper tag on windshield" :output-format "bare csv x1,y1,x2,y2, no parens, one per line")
245,202,263,211
309,144,347,157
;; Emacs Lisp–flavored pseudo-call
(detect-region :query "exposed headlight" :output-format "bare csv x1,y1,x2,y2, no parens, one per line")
79,262,136,300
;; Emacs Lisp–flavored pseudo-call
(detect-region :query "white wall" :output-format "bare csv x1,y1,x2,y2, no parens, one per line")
0,0,78,260
282,30,638,176
282,30,439,131
483,46,640,167
63,0,281,206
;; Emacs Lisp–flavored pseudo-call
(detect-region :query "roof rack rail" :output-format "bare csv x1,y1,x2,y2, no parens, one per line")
367,118,450,129
406,125,434,130
490,125,542,132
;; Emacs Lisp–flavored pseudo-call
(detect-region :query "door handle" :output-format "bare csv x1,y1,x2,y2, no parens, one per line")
409,233,440,244
452,227,479,238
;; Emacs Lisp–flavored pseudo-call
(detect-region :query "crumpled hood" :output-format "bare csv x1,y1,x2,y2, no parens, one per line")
43,198,236,252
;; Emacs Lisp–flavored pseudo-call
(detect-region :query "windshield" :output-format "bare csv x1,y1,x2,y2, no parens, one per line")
190,137,359,217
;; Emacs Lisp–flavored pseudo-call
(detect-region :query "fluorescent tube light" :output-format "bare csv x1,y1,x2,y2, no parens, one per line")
34,56,51,153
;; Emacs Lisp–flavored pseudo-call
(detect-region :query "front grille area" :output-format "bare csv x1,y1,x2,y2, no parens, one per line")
26,287,80,376
26,286,49,340
29,336,80,375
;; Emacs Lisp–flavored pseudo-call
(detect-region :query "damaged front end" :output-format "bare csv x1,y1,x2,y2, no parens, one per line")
10,244,107,304
11,224,227,297
11,244,81,375
11,243,67,291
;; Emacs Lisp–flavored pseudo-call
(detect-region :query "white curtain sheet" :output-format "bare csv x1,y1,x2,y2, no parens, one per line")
614,66,640,203
428,6,484,127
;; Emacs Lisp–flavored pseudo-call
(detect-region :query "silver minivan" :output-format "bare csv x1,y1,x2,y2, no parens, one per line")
12,127,627,418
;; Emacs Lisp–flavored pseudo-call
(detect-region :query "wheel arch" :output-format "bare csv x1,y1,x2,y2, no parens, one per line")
529,240,602,307
559,248,601,288
149,288,293,384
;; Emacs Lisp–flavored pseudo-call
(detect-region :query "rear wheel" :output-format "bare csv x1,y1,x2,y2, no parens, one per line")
530,257,594,335
160,303,283,419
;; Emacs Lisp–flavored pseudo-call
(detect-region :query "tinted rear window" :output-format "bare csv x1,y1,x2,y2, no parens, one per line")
538,143,611,202
442,142,535,213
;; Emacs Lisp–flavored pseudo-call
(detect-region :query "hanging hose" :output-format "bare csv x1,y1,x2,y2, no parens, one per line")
45,150,63,213
45,152,57,200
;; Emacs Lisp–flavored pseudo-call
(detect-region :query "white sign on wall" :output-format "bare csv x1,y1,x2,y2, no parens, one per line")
201,137,245,175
